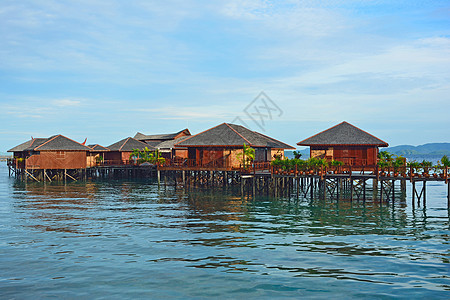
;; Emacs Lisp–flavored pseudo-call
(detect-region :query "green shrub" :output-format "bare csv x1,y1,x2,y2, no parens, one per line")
441,155,450,167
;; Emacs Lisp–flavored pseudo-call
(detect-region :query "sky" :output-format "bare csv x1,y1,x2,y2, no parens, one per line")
1,0,449,152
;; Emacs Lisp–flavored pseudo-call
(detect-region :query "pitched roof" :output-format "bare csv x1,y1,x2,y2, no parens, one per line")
157,136,191,149
107,137,154,152
297,121,389,147
34,135,92,151
88,144,110,151
8,138,47,152
134,129,190,141
9,136,91,152
175,123,295,149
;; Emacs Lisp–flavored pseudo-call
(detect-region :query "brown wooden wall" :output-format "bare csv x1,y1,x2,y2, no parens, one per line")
104,151,121,162
174,149,188,159
185,146,277,168
26,151,87,169
311,146,379,166
104,151,132,164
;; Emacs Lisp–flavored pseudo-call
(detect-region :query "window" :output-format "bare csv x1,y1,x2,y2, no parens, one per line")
56,151,65,159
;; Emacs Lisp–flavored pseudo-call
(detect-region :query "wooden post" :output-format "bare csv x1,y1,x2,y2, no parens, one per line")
447,181,450,209
350,178,353,202
380,180,384,202
66,172,77,181
157,170,161,186
392,179,395,203
401,179,406,201
412,180,416,205
372,179,378,200
275,177,278,197
252,176,256,198
24,169,40,182
423,181,426,207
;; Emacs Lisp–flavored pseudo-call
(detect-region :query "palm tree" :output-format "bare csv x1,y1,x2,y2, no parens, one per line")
237,143,255,169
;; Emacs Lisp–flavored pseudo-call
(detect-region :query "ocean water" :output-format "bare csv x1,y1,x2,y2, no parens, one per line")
0,163,449,299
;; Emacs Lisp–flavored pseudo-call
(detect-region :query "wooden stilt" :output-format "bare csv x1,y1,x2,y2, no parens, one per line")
252,176,256,198
66,171,77,181
392,179,395,203
447,182,450,209
423,181,426,207
24,169,39,182
373,179,378,200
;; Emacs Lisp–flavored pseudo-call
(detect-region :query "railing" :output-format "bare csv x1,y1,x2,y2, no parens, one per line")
159,158,273,172
97,160,138,166
240,161,272,174
159,157,232,170
378,165,449,181
270,164,449,181
337,158,368,166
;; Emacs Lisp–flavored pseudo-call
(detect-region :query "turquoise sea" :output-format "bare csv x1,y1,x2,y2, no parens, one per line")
0,163,449,299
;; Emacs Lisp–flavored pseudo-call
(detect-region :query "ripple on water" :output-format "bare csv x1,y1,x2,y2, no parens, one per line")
0,164,449,298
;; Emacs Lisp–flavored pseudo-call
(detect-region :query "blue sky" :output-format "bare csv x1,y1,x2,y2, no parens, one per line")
1,0,449,152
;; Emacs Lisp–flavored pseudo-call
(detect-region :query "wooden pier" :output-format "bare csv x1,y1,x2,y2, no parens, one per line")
6,158,450,208
7,160,157,182
156,164,450,208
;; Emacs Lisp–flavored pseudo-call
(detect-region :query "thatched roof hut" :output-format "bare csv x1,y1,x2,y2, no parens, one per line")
173,123,294,169
297,121,388,166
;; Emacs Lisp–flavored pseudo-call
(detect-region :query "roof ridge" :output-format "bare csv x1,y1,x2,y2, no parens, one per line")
226,123,252,145
297,122,345,145
174,122,226,147
344,122,388,145
34,135,60,150
119,137,131,151
252,130,295,149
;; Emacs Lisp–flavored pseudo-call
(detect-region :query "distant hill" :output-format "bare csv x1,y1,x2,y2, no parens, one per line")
384,143,450,156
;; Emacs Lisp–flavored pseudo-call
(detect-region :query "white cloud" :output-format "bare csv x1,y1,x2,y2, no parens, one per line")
221,0,349,37
53,99,81,107
128,105,238,120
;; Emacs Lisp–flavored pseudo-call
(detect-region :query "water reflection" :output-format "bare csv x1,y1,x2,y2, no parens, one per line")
11,180,447,240
6,178,450,295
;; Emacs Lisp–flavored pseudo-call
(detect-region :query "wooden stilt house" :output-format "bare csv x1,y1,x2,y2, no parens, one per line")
105,137,154,165
87,144,109,167
172,123,294,169
156,136,190,161
297,121,388,166
7,135,91,169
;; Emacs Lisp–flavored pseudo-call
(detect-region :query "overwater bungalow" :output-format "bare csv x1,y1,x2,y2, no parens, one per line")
166,123,294,170
134,129,191,148
87,144,110,167
297,121,388,166
156,135,190,161
105,137,153,165
7,135,91,170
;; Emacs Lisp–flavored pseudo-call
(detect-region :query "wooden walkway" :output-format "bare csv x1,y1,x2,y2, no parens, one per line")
7,158,450,208
156,165,450,208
